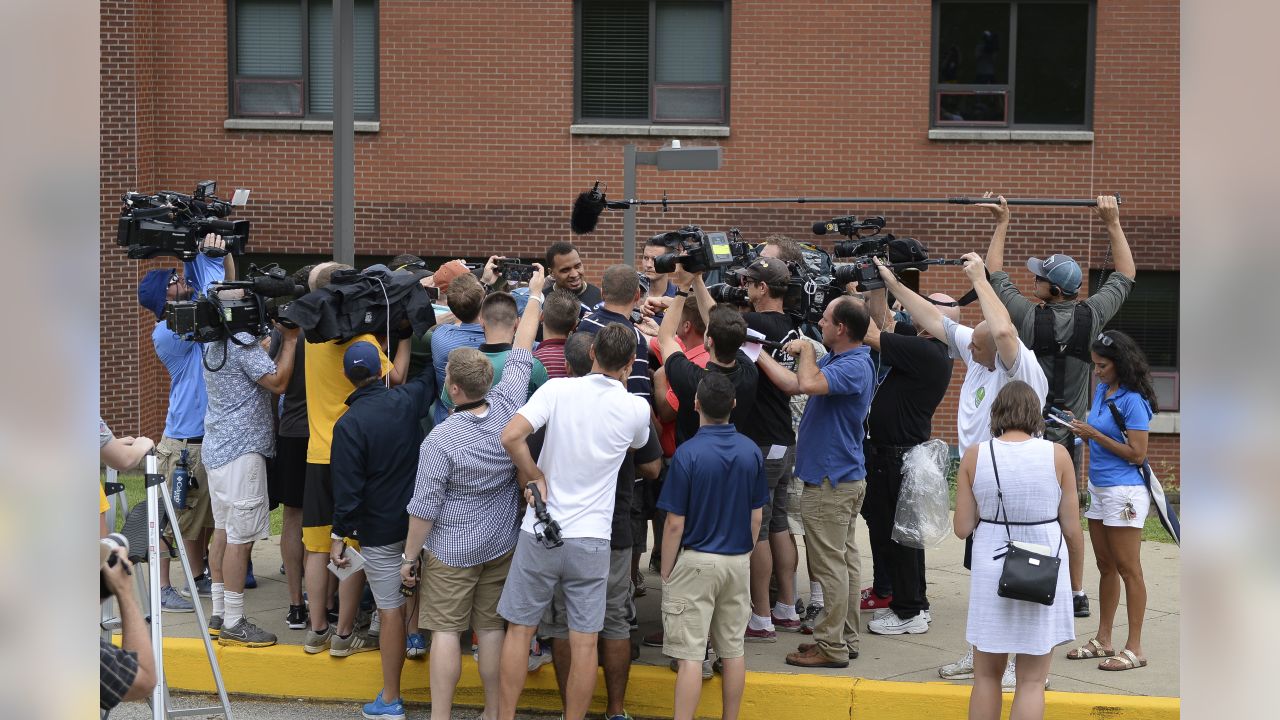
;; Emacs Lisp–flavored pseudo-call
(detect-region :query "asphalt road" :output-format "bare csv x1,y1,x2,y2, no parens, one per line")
111,693,557,720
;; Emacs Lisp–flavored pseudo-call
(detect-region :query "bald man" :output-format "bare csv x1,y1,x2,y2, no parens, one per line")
856,285,957,634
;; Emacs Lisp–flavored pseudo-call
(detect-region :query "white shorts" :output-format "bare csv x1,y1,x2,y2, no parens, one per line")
207,453,271,544
1083,482,1150,529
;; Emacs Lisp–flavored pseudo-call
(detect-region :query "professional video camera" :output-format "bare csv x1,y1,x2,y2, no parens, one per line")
164,263,305,346
651,226,754,275
117,181,251,261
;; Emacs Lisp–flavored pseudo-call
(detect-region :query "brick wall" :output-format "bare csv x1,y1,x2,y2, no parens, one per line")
100,0,1178,478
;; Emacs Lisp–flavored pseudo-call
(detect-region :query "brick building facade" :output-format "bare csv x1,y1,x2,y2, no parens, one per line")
100,1,1179,483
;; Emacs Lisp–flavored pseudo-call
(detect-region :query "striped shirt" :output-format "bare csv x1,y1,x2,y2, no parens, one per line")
100,639,139,714
407,349,532,567
578,307,652,400
532,338,569,379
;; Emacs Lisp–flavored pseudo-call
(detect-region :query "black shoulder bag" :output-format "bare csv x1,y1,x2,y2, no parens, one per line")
989,440,1063,606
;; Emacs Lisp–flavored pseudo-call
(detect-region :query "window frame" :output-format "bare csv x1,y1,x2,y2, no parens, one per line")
573,0,732,126
929,0,1095,131
1088,268,1179,412
227,0,380,121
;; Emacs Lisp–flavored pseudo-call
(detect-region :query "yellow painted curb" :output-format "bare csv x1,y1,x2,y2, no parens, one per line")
155,638,1179,719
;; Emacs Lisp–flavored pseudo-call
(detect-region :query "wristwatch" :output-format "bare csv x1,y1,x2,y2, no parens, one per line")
401,553,418,566
675,289,690,297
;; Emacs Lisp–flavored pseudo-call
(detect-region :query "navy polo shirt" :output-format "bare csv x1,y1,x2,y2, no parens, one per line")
658,424,769,556
794,345,875,485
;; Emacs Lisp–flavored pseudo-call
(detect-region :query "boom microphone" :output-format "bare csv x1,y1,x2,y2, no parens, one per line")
570,182,607,234
811,216,857,236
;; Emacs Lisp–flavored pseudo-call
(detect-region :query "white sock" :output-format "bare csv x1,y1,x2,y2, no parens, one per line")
748,613,774,631
810,582,824,606
224,590,245,628
211,582,226,618
773,601,800,620
1073,590,1086,597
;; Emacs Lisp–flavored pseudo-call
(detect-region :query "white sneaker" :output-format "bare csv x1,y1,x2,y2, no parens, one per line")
870,607,895,621
868,611,929,635
922,609,933,624
939,646,975,680
1001,658,1050,693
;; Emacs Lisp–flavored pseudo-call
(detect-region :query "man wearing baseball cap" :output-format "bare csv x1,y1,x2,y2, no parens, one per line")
980,193,1136,621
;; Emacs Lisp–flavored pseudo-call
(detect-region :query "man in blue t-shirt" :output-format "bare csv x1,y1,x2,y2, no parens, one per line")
135,233,233,611
757,294,875,669
658,372,768,720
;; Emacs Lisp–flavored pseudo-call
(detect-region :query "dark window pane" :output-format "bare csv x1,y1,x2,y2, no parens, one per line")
1014,3,1089,124
654,85,723,121
1089,269,1179,370
581,1,649,120
236,79,303,115
937,3,1009,85
655,1,725,83
308,0,378,118
237,0,303,77
938,90,1006,123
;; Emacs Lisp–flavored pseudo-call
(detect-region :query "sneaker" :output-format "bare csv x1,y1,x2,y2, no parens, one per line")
1074,593,1091,618
922,609,933,624
870,607,895,621
527,638,552,672
642,630,664,647
668,656,714,680
179,574,212,599
362,691,406,720
1000,658,1051,693
160,586,195,613
868,611,929,635
939,646,975,680
331,630,378,657
606,713,634,720
207,615,223,638
772,613,803,632
244,560,257,590
406,633,427,660
745,626,777,643
218,617,277,648
286,604,308,630
795,598,805,617
859,587,893,611
800,604,823,635
304,625,333,654
632,569,647,598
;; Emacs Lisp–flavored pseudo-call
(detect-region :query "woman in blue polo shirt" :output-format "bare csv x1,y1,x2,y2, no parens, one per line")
1064,330,1158,673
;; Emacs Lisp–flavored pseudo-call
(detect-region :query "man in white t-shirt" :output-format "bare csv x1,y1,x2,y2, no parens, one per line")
876,253,1077,687
497,322,651,720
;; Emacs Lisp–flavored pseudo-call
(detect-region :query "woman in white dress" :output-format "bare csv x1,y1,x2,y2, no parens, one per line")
954,381,1083,720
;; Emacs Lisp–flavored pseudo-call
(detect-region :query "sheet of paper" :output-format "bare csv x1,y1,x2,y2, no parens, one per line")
767,444,787,460
327,547,366,581
1011,541,1052,556
742,328,767,362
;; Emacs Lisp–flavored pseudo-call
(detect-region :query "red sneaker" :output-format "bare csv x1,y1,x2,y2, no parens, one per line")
772,614,802,633
744,626,777,643
860,587,892,611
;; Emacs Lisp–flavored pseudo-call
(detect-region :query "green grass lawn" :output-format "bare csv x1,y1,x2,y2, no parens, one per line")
104,472,283,536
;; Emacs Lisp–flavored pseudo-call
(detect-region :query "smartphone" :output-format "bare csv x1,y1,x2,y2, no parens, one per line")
1046,407,1073,427
499,259,536,283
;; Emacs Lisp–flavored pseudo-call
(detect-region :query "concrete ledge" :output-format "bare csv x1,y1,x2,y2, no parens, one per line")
1149,411,1180,434
928,128,1094,142
156,638,1179,720
571,123,730,138
223,118,381,133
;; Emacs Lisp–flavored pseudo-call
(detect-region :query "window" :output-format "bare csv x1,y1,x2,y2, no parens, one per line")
1089,269,1179,411
931,1,1093,128
576,0,730,124
229,0,378,119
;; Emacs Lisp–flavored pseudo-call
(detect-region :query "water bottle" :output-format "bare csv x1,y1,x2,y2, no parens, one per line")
171,448,191,510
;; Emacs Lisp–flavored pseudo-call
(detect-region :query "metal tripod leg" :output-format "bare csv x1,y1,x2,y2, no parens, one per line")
144,453,234,720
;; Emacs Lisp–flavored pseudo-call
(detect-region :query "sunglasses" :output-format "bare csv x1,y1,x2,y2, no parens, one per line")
1096,332,1113,347
167,273,184,287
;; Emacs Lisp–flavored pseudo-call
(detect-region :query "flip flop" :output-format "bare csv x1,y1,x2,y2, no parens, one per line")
1066,638,1115,660
1099,648,1147,671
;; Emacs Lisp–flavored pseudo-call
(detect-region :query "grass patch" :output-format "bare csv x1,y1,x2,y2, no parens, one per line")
104,472,283,536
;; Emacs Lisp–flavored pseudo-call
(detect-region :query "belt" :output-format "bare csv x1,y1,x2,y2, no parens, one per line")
977,517,1057,526
169,435,203,444
867,442,917,454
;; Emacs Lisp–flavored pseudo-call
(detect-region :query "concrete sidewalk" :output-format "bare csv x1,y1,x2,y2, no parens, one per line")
150,522,1179,699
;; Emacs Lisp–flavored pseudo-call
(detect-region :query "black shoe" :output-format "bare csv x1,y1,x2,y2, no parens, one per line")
1073,593,1091,618
286,604,309,629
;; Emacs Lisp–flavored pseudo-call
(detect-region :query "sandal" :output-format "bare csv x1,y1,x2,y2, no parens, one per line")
1099,649,1147,671
1066,638,1115,660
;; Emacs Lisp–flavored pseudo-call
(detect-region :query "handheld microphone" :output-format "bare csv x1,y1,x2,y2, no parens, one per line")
570,182,607,234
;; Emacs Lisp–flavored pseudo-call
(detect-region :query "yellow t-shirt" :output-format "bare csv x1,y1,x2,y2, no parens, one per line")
305,334,391,464
99,483,110,514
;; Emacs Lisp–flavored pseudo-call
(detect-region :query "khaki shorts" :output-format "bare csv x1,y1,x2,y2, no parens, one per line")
786,475,806,536
661,549,751,661
419,548,514,633
155,437,214,538
207,453,270,545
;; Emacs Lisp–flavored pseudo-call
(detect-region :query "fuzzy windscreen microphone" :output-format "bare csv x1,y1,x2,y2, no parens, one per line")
570,182,608,234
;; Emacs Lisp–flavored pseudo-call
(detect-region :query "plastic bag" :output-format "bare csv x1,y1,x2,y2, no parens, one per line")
892,439,952,549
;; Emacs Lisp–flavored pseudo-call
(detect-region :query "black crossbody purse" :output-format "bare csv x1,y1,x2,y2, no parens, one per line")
988,440,1062,606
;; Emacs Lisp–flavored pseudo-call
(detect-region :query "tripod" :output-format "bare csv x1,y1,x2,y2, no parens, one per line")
139,451,234,720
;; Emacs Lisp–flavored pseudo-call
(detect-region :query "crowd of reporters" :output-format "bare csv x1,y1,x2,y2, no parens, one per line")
101,194,1162,720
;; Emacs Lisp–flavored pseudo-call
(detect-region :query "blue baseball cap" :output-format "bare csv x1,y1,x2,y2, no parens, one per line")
342,341,382,379
138,268,175,320
1026,254,1082,295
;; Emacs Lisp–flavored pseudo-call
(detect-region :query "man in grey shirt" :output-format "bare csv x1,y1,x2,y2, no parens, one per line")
202,325,299,647
980,193,1135,619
